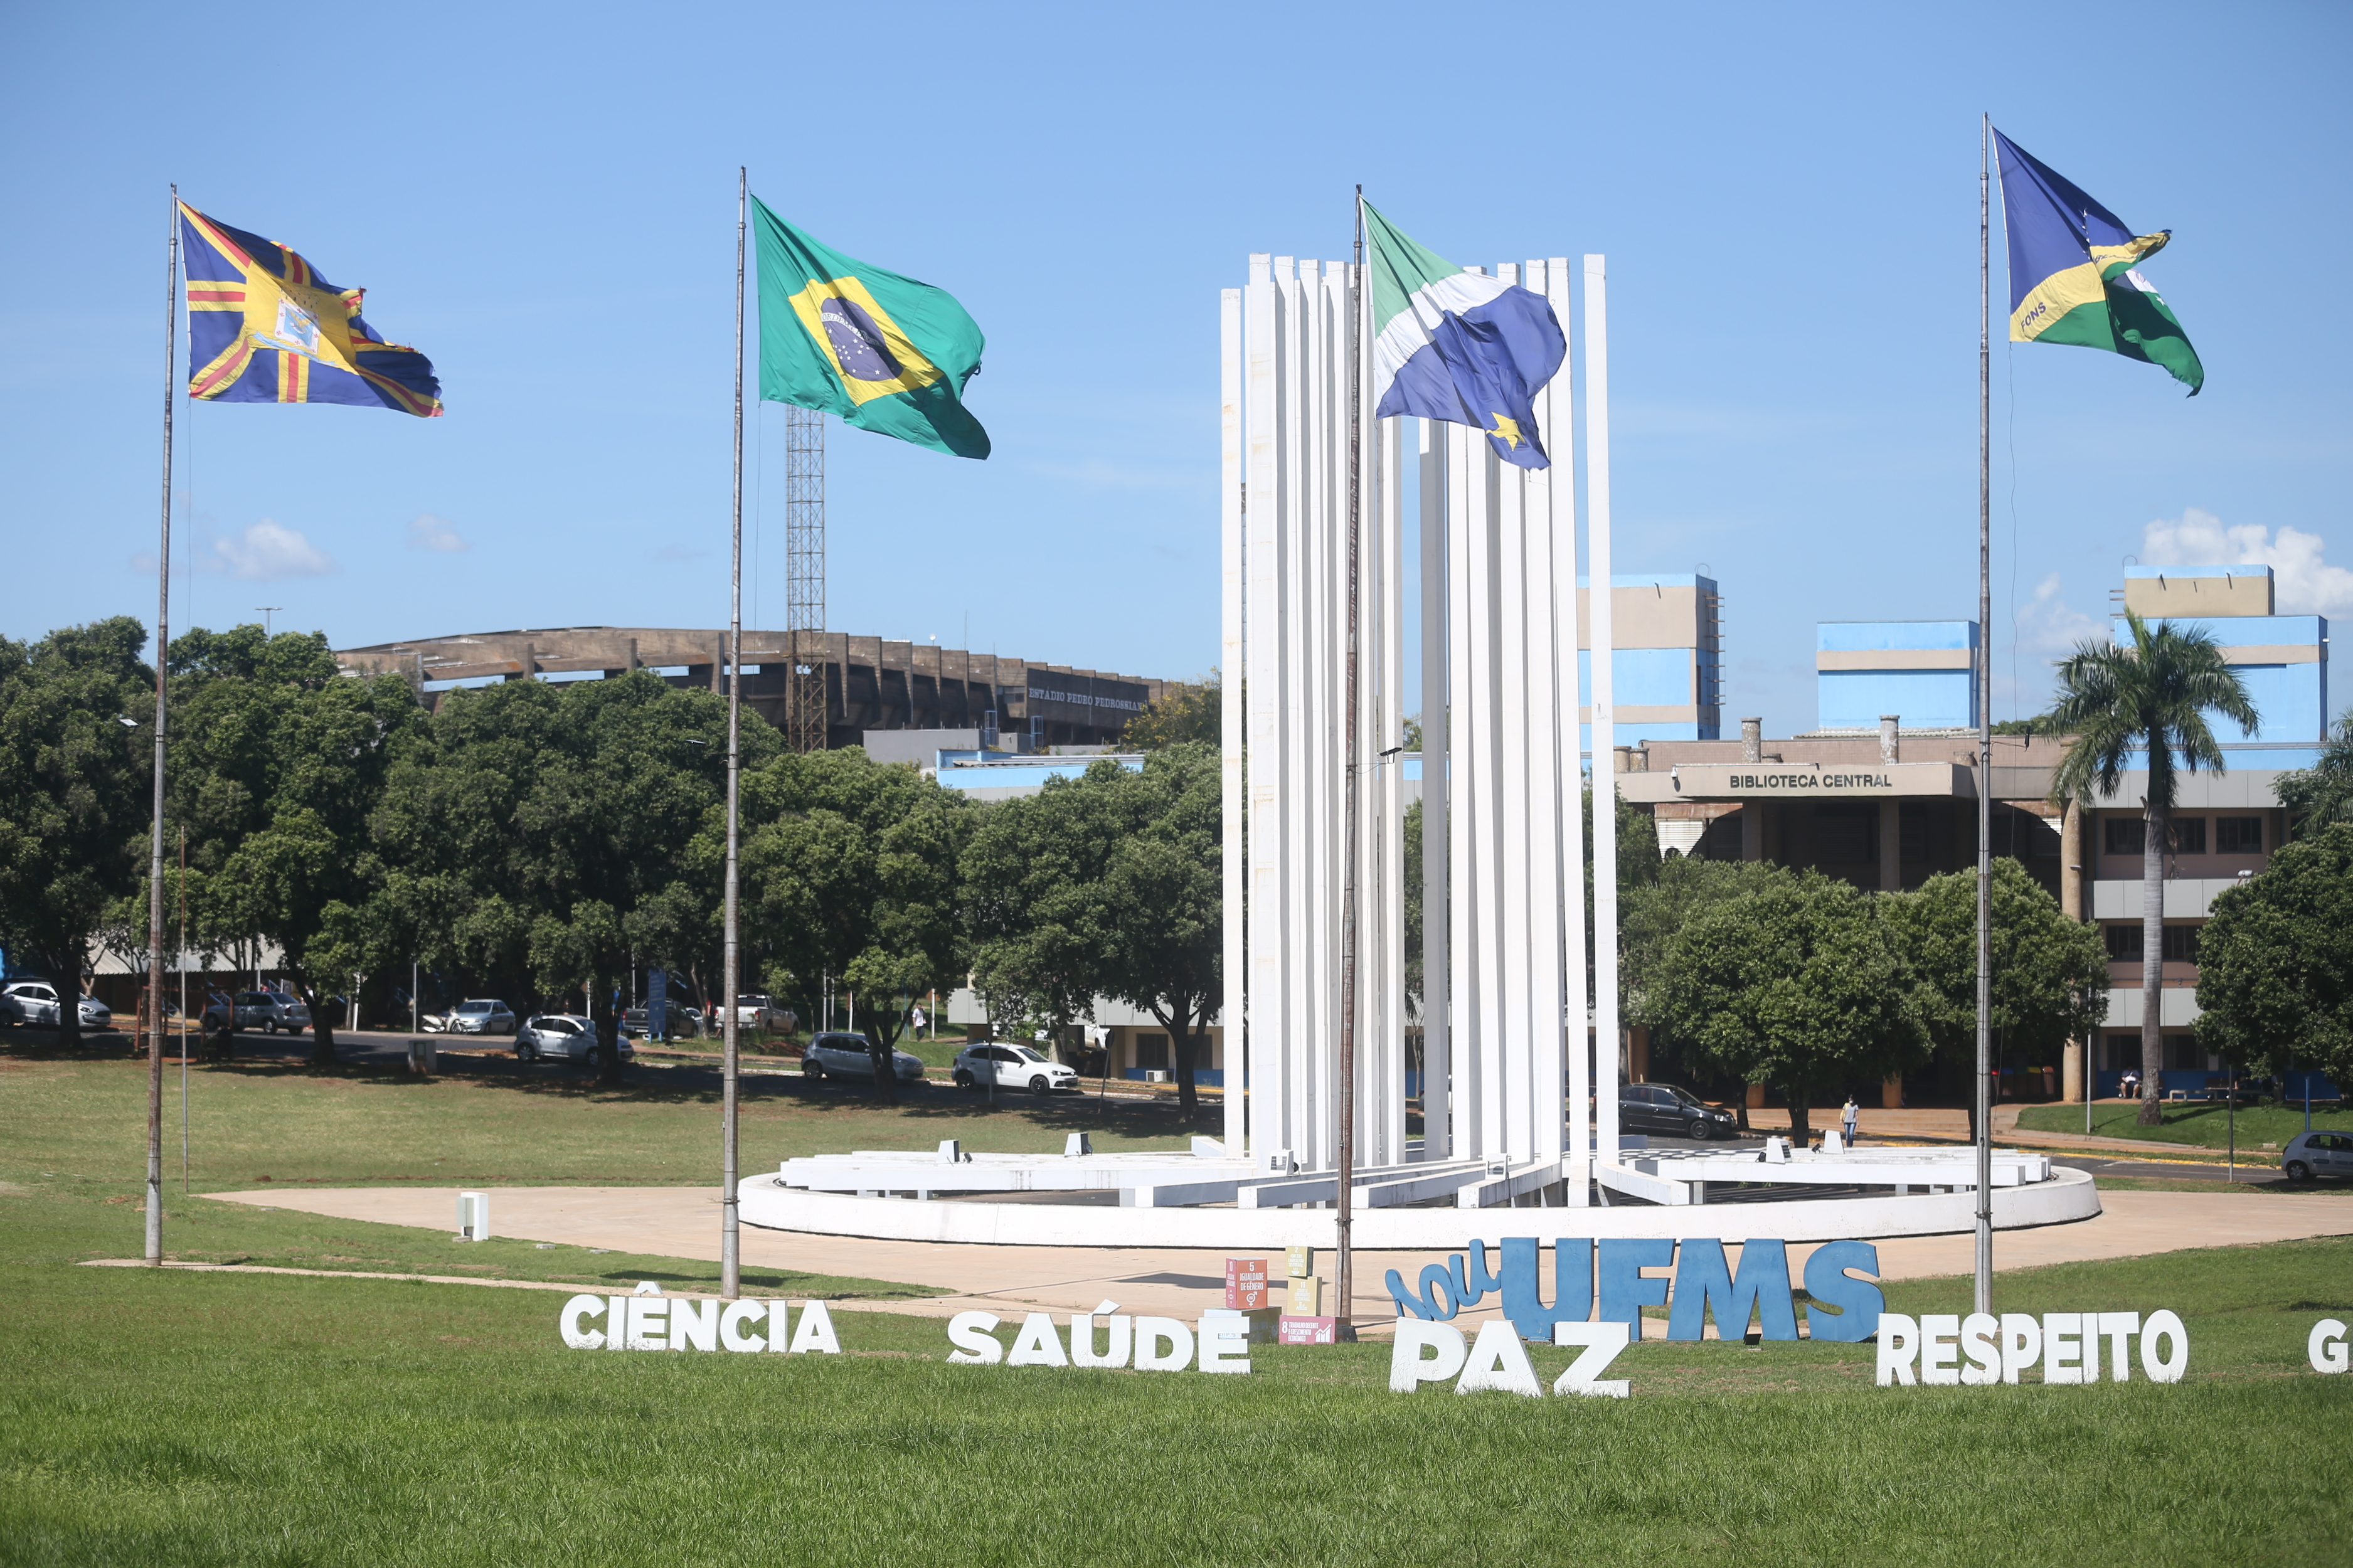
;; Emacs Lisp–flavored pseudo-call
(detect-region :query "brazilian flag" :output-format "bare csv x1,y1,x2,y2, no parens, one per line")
753,198,989,458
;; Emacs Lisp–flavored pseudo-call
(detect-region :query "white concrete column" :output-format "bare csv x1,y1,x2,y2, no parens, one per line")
1418,418,1451,1162
1218,285,1246,1155
1583,254,1621,1168
1243,255,1290,1162
1547,255,1588,1197
1446,417,1482,1160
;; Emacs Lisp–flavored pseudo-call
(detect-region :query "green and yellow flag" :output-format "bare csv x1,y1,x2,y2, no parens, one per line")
1994,129,2204,395
753,198,989,458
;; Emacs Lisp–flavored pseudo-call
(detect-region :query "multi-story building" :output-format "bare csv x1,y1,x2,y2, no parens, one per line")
1617,564,2334,1103
1576,573,1723,747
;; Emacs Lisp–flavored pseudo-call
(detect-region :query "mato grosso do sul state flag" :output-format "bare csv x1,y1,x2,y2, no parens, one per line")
753,198,989,459
178,203,442,416
1364,199,1565,469
1994,130,2204,395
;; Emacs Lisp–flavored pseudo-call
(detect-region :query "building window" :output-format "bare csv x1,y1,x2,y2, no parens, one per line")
2216,816,2264,854
2168,817,2206,854
1134,1033,1169,1071
2105,926,2201,963
2103,818,2145,857
2163,1037,2203,1072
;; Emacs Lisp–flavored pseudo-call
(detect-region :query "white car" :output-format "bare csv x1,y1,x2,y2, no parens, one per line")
801,1030,925,1084
1,982,111,1031
952,1041,1079,1094
425,999,518,1036
2281,1131,2353,1182
514,1014,632,1069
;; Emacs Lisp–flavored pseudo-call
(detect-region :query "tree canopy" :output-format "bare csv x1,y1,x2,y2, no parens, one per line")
1644,871,1929,1139
2193,822,2353,1087
2276,708,2353,839
0,618,154,1047
733,747,967,1101
1118,670,1219,751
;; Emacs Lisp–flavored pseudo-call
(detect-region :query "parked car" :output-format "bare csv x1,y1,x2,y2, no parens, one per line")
515,1014,632,1069
0,981,111,1031
194,990,304,1032
2281,1131,2353,1182
802,1030,925,1084
625,1004,707,1039
953,1041,1080,1095
721,994,787,1030
424,999,517,1036
1617,1083,1739,1141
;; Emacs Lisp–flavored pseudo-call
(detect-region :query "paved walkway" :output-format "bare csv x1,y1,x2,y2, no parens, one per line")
1744,1103,2226,1157
206,1184,2353,1337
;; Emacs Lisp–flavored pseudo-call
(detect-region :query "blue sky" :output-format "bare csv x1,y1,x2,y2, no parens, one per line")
3,2,2345,735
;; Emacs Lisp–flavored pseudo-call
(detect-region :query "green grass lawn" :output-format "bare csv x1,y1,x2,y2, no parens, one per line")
2020,1098,2353,1152
6,1041,2352,1565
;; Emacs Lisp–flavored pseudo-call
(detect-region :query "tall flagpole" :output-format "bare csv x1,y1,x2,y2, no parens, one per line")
146,186,178,1266
721,167,746,1300
1974,115,1995,1316
1333,189,1366,1343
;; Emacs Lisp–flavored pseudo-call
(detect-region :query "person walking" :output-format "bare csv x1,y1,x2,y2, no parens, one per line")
1841,1096,1859,1148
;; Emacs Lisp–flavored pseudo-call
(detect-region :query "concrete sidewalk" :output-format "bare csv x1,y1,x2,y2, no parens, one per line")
206,1184,2353,1337
1743,1103,2231,1158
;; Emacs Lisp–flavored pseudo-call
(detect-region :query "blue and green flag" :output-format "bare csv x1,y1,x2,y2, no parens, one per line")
753,198,989,458
1994,129,2203,395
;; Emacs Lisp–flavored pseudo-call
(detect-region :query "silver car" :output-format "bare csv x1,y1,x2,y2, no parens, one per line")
802,1030,925,1084
428,999,517,1036
515,1014,631,1068
2282,1131,2353,1182
0,981,111,1030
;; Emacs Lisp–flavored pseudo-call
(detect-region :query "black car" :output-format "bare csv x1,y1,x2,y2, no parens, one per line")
1618,1083,1738,1141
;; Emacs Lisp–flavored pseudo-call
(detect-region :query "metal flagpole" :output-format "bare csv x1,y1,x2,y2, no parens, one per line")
179,825,189,1193
1333,189,1366,1342
146,185,178,1266
1974,115,1995,1315
720,167,746,1300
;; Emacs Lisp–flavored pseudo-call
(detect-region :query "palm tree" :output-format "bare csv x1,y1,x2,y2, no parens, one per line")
2049,612,2258,1126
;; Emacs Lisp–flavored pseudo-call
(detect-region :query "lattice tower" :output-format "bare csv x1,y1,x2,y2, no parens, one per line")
783,404,827,751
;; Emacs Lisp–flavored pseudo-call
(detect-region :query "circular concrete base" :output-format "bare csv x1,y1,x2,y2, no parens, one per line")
738,1165,2101,1248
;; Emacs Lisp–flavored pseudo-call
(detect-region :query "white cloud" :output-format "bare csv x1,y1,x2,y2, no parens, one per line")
2141,507,2353,617
211,520,336,581
407,513,469,553
1999,573,2106,713
2015,572,2105,658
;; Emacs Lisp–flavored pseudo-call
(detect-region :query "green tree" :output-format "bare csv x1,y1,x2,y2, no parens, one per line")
1645,871,1928,1140
1118,670,1220,751
2192,822,2353,1088
2049,610,2259,1123
734,747,967,1103
1088,746,1222,1118
162,626,429,1063
376,671,752,1083
0,618,154,1048
1881,860,2110,1138
2276,707,2353,839
960,776,1108,1069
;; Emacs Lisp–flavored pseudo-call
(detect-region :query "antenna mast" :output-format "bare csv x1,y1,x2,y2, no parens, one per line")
785,405,827,752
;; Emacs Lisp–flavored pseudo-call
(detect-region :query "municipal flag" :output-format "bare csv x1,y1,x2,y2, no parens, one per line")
1364,199,1565,469
1994,130,2204,395
178,203,442,416
753,199,989,459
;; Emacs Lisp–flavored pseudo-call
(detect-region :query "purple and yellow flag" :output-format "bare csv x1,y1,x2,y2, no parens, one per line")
179,202,442,416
